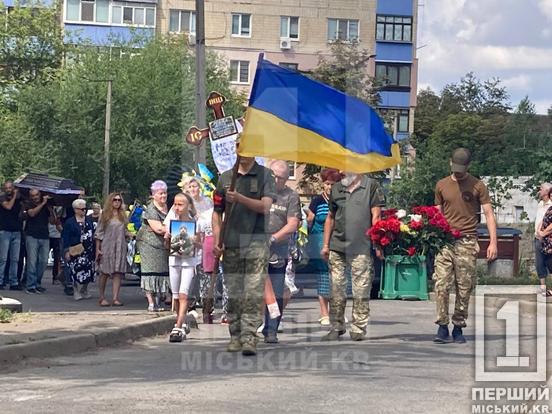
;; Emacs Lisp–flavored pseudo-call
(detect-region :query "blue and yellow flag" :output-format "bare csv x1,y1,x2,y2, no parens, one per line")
238,56,401,173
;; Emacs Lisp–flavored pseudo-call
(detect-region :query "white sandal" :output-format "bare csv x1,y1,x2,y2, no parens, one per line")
169,327,186,343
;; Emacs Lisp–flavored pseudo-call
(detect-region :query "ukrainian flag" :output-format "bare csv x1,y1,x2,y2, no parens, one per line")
238,56,401,173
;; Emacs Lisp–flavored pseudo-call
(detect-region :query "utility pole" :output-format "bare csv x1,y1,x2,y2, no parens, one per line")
103,79,112,201
194,0,207,166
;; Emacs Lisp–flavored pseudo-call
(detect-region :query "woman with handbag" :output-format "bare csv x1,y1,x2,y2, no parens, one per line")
95,192,128,307
62,199,96,301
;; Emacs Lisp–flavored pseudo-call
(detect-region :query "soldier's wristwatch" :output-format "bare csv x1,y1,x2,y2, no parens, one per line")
270,236,276,244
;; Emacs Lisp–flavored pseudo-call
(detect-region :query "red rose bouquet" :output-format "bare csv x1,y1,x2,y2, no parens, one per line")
368,206,461,257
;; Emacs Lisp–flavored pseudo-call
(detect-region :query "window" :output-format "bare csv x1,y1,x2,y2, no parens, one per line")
397,109,409,133
66,0,79,20
232,13,251,37
327,18,358,42
280,16,299,39
134,8,145,25
279,62,298,71
123,7,133,24
375,63,411,88
378,108,410,134
230,60,249,84
288,162,296,180
169,10,196,33
112,5,121,23
80,0,94,21
376,15,412,42
145,8,154,26
65,0,155,27
96,0,108,23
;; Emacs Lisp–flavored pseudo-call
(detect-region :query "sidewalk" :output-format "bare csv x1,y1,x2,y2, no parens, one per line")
0,270,176,364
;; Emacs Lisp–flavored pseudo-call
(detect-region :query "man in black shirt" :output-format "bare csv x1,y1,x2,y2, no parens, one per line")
0,180,23,290
24,189,53,294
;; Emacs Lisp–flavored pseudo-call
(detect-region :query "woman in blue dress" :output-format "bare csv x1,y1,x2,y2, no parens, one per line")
306,168,342,326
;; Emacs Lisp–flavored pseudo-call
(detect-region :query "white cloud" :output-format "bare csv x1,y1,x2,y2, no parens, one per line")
533,99,551,115
538,0,552,21
501,75,531,91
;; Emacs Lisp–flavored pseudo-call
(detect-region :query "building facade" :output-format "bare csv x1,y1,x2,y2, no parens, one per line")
56,0,418,141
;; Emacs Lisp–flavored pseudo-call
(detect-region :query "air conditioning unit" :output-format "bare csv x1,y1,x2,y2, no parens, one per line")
280,38,291,50
187,33,196,46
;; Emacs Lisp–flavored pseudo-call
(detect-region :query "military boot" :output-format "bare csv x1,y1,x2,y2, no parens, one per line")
321,329,346,342
241,339,257,356
227,337,242,352
452,326,466,343
433,324,451,343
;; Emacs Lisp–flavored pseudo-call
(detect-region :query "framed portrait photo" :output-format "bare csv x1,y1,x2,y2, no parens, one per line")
169,220,197,257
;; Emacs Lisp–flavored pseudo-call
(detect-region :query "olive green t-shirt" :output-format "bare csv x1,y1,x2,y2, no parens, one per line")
215,162,276,249
434,174,491,236
328,175,385,255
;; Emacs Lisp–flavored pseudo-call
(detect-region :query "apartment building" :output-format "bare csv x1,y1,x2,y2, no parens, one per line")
55,0,417,140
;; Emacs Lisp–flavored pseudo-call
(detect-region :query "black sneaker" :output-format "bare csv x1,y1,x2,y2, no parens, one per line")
36,287,46,293
25,288,38,294
64,287,74,296
321,329,346,341
10,285,23,291
452,326,466,343
433,324,451,344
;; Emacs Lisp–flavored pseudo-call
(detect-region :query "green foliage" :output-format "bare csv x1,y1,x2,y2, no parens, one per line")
0,24,245,201
389,72,552,207
0,308,14,323
0,1,66,88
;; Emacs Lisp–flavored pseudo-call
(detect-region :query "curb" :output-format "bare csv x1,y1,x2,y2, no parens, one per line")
0,314,176,365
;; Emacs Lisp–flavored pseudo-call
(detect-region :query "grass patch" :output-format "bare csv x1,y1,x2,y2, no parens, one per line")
0,308,14,323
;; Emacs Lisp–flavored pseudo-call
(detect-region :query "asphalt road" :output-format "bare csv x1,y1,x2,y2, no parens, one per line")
0,297,549,414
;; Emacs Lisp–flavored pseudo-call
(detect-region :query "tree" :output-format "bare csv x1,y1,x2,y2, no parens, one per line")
439,72,511,115
0,1,65,88
410,87,440,153
9,36,246,200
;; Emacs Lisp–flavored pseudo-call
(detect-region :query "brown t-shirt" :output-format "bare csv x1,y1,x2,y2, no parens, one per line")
434,174,491,236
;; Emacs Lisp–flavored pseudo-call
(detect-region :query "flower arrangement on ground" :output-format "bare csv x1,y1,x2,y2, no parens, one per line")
368,206,462,258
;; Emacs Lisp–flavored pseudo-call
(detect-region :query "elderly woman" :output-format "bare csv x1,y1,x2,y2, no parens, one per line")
62,199,96,301
95,192,128,307
137,180,170,312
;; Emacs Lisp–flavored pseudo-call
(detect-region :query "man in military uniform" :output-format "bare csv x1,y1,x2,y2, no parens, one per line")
213,153,276,356
321,172,384,341
262,160,301,344
433,148,497,344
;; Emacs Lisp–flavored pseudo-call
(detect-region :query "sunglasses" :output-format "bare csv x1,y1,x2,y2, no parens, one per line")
113,198,122,202
75,208,86,211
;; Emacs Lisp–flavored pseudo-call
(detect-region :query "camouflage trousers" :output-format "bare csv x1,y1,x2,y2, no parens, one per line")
432,236,480,327
197,264,228,316
223,239,269,343
328,251,374,334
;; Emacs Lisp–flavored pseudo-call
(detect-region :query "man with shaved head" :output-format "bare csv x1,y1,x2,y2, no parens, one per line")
262,160,301,344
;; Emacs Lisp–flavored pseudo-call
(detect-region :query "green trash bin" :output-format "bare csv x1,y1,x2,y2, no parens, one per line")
379,255,428,300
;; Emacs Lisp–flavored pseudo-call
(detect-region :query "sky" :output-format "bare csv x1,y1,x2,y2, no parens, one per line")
416,0,552,114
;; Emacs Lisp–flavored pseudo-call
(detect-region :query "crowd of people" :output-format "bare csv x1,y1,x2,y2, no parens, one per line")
11,147,552,356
